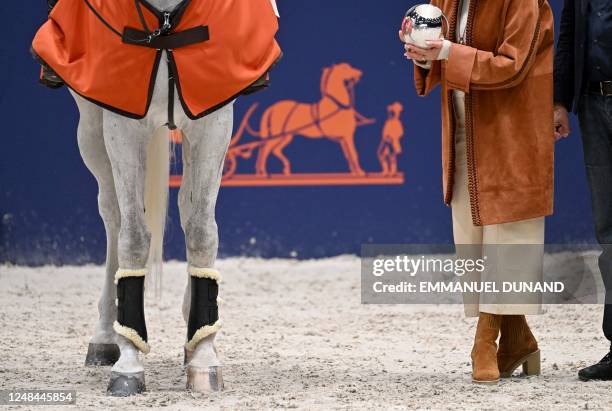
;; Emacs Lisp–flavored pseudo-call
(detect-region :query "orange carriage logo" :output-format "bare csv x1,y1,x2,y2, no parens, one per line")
169,62,405,188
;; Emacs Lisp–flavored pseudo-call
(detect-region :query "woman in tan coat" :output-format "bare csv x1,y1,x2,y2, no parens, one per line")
402,0,555,384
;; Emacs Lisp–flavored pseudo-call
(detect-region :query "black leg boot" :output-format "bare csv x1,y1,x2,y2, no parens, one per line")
185,268,223,392
108,273,149,396
108,270,151,397
113,275,150,354
186,276,221,350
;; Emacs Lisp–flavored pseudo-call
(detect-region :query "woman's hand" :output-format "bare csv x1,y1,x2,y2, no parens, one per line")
404,39,445,61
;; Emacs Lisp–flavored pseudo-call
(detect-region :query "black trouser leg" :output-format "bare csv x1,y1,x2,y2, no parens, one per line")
578,93,612,344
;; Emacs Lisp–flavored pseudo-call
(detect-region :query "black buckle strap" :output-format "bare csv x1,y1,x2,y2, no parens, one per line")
122,26,209,49
122,4,209,131
123,0,208,130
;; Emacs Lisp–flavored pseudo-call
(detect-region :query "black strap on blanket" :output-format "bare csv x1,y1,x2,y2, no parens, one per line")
134,0,152,34
126,1,207,130
167,56,177,130
81,0,209,130
122,26,209,50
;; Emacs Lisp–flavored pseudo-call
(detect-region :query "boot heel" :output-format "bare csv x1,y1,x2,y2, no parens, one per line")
522,350,541,376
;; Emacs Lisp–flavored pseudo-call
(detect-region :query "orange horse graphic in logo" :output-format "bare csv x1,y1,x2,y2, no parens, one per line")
169,63,406,188
231,63,373,177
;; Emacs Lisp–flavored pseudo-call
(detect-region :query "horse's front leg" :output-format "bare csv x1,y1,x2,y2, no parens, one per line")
71,93,121,366
180,103,233,393
340,133,365,176
103,112,153,396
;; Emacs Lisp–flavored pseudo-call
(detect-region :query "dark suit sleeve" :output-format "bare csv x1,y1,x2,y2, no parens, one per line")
554,0,575,111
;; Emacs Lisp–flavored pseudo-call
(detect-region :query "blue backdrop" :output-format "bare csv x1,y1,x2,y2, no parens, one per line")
0,1,596,265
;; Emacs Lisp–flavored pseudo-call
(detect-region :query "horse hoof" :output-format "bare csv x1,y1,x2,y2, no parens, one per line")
85,343,120,366
107,371,146,397
186,366,223,392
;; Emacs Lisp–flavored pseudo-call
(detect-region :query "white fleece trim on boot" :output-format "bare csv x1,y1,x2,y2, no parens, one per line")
113,321,151,354
114,268,147,284
185,320,223,352
188,267,221,282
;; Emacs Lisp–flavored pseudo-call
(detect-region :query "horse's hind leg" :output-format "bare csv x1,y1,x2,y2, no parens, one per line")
103,111,153,396
256,140,274,176
180,103,233,393
272,135,294,175
71,93,121,366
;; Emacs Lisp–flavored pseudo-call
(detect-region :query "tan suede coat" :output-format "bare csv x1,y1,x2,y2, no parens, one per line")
414,0,555,226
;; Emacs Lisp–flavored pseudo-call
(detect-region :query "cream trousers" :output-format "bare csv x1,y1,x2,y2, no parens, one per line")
451,93,544,317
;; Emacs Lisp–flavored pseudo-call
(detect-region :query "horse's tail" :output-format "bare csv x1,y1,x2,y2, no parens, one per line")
230,103,260,147
144,127,171,301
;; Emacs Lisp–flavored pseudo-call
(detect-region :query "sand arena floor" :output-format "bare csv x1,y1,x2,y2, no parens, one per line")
1,257,611,410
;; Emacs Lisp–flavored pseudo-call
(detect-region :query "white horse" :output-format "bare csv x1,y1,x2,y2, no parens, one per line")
74,0,232,396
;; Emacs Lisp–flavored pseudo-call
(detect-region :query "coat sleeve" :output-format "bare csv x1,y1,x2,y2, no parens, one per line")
414,61,442,96
553,0,575,111
444,0,542,92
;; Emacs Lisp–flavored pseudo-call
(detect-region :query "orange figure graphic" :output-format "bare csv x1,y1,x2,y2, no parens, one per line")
230,63,375,177
378,102,404,176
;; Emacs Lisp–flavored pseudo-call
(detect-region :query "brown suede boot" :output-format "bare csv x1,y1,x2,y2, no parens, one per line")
471,313,502,384
497,315,540,378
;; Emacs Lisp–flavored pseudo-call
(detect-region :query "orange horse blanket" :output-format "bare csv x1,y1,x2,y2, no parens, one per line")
32,0,281,119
